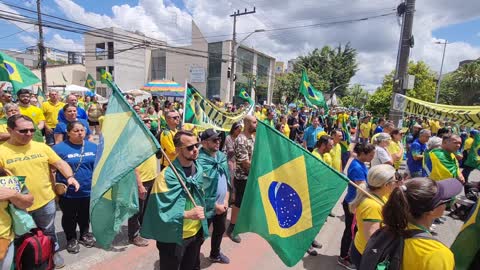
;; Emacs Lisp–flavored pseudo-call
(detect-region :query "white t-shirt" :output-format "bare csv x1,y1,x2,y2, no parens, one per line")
371,146,392,167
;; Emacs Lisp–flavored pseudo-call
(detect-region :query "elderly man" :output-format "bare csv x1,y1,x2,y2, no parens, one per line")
41,91,65,146
58,94,88,123
0,114,80,268
160,110,180,169
197,129,230,264
425,134,465,183
141,130,208,270
407,129,431,177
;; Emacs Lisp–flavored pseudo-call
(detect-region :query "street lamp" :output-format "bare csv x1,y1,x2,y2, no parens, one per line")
434,40,448,103
229,29,265,102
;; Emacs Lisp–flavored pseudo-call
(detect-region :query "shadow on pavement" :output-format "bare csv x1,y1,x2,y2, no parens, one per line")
302,253,343,270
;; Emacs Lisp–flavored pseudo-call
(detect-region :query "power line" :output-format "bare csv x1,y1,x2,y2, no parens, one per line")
0,25,33,39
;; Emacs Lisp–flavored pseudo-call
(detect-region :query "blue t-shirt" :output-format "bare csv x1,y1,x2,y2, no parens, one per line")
58,106,88,123
374,125,384,135
407,139,426,175
344,158,368,203
303,125,324,149
54,119,91,141
53,140,97,198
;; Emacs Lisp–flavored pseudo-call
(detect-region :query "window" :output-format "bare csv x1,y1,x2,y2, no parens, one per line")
151,49,166,80
206,42,223,98
108,66,114,81
97,87,107,97
107,42,114,59
95,43,106,60
96,66,104,81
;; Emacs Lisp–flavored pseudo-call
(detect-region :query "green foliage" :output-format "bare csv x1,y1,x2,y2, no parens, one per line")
340,84,369,108
451,61,480,105
438,73,461,105
366,61,436,116
273,43,358,103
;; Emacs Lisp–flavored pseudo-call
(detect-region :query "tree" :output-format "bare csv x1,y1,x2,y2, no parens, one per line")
438,73,461,105
340,84,369,109
366,61,437,116
452,61,480,105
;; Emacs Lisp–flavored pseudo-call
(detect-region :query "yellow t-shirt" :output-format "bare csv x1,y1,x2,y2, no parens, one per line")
0,123,7,145
0,201,12,242
354,195,388,254
330,143,342,172
137,155,158,182
283,123,290,137
464,137,474,151
360,122,372,139
387,141,402,170
160,129,177,167
0,141,61,211
255,111,265,121
312,149,333,167
182,197,201,238
19,105,45,125
402,223,454,270
41,101,65,129
430,120,440,134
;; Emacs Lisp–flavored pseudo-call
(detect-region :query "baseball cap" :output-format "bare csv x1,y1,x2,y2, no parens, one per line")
200,128,220,141
428,178,463,210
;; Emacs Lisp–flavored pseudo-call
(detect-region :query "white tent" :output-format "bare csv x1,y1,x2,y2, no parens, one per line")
65,84,91,92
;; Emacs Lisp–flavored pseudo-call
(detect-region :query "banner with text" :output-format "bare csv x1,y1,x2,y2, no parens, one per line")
184,84,254,131
392,93,480,128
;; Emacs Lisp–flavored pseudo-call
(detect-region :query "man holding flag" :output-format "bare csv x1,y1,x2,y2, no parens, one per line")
141,130,208,270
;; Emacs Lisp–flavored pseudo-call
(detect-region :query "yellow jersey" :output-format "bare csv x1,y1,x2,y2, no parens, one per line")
160,129,177,167
41,101,65,129
137,155,158,182
464,137,474,151
387,141,402,170
360,122,372,139
330,143,342,172
312,149,333,167
354,195,388,254
19,105,45,125
283,123,290,137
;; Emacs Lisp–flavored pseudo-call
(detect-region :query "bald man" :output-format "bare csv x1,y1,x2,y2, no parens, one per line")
226,115,257,243
57,94,88,123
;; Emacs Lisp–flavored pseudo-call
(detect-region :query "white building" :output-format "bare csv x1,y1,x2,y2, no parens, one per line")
1,49,38,69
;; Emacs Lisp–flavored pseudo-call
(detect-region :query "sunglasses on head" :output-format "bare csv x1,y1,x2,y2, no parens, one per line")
16,128,35,134
181,143,200,151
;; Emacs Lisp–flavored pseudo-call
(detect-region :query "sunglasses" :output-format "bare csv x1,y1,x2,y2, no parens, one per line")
143,119,151,123
16,128,36,134
181,143,200,151
436,198,455,208
169,116,180,120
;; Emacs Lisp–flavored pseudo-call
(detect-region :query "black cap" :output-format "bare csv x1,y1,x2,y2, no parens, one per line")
200,128,220,141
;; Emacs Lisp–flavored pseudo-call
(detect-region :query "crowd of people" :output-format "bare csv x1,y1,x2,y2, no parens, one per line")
0,87,477,270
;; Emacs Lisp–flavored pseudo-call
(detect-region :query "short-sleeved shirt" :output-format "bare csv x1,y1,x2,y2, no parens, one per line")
312,149,332,167
371,146,392,167
58,106,88,123
0,141,61,211
160,128,177,167
354,195,388,254
41,101,65,128
464,137,474,151
387,141,403,170
137,155,158,182
344,158,368,203
329,143,342,172
407,139,427,175
360,122,372,139
234,133,255,181
0,118,7,145
402,223,454,270
303,125,324,149
53,140,97,198
19,105,45,125
287,116,299,140
373,125,383,135
54,119,91,141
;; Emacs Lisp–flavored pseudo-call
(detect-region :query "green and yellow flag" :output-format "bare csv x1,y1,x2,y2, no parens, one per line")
299,70,327,111
464,133,480,170
0,51,40,95
233,120,348,266
100,69,113,84
85,74,96,92
90,75,160,248
451,201,480,270
238,88,254,105
423,148,460,181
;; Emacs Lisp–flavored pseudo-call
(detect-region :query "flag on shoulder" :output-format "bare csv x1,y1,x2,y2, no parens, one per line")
233,120,349,266
0,51,40,95
451,201,480,270
299,69,327,111
89,74,160,248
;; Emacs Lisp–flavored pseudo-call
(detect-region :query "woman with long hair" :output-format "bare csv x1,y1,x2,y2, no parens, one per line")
349,164,398,268
381,178,462,269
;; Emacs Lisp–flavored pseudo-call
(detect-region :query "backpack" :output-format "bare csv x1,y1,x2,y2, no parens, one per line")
15,229,54,270
360,227,435,270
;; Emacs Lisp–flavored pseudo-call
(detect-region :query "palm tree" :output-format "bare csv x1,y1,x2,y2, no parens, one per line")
453,61,480,105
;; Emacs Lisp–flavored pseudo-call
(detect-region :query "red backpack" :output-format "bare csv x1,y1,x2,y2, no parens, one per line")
15,229,54,270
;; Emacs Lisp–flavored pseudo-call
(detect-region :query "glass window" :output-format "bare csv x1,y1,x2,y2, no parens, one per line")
207,42,223,98
107,42,114,59
108,66,114,81
96,43,106,60
151,49,166,80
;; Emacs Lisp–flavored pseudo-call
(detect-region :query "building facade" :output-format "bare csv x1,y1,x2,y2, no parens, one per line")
1,49,38,69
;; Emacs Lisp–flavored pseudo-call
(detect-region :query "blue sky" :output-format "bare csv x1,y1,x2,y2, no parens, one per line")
432,18,480,46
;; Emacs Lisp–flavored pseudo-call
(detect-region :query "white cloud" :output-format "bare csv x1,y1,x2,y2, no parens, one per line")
52,0,480,90
19,35,37,46
46,34,84,51
0,3,37,32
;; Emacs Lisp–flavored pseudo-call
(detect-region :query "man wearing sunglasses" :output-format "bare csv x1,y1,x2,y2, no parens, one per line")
0,114,80,268
160,110,180,169
197,129,230,264
141,130,208,270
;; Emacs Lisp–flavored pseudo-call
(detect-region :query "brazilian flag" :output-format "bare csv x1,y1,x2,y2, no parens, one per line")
451,201,480,270
100,69,113,84
238,88,254,105
85,74,96,93
89,76,160,248
0,51,40,95
465,133,480,170
423,148,460,181
299,70,327,111
234,120,348,266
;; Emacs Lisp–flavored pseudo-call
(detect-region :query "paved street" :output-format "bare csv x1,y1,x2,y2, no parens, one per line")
53,168,477,270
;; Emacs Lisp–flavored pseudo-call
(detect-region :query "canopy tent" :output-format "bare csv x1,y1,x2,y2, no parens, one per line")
140,80,184,97
123,89,151,97
65,84,91,92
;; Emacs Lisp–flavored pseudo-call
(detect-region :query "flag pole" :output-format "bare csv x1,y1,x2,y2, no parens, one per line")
348,178,385,206
157,145,198,207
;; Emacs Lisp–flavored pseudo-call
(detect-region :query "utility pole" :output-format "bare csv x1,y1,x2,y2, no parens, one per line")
435,40,448,103
229,7,256,103
389,0,415,126
36,0,47,93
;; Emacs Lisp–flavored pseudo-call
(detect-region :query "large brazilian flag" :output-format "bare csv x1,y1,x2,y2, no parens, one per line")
451,201,480,270
90,77,160,248
299,69,328,111
0,51,40,95
234,120,348,266
423,148,460,181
